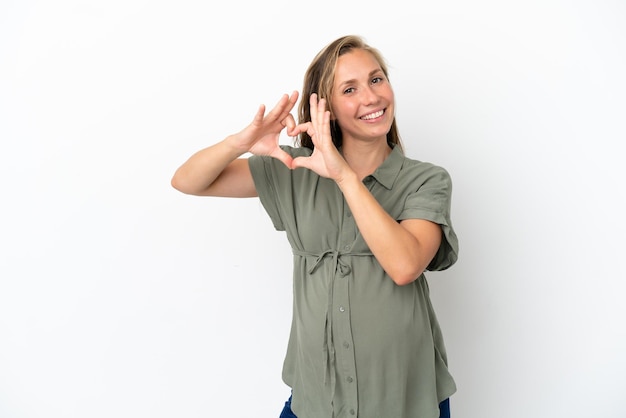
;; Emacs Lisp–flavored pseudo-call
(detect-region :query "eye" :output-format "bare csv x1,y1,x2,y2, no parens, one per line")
371,76,384,84
343,87,355,94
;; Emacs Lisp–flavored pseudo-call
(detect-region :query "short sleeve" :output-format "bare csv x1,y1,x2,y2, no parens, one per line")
247,146,312,232
399,165,459,271
248,154,286,231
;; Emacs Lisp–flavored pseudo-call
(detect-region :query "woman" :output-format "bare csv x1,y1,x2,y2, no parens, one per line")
171,35,458,418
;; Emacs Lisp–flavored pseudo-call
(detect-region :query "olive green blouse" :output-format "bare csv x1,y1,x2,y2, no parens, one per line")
249,145,459,418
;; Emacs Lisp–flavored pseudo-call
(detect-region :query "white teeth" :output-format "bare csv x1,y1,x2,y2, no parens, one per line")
361,110,384,120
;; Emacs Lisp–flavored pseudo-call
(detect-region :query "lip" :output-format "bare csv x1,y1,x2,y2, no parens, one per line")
359,109,385,120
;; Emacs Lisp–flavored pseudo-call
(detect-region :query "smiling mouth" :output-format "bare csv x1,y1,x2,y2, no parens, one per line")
360,109,385,120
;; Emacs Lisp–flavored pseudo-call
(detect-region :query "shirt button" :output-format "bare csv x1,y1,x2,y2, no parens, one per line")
344,245,350,251
346,376,353,383
343,341,350,349
350,409,356,415
339,306,345,312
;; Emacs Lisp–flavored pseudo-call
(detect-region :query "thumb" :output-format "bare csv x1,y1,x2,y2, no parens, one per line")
291,155,313,171
270,147,295,169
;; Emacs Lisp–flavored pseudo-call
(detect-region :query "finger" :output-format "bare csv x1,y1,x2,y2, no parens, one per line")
309,93,319,125
252,104,266,125
313,98,331,147
287,121,312,137
277,90,299,120
265,93,291,122
291,155,313,171
323,109,331,130
310,93,327,141
316,97,327,131
283,113,297,134
288,90,299,108
270,147,295,169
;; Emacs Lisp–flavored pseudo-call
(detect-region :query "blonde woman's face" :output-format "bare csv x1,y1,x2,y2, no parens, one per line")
330,49,395,144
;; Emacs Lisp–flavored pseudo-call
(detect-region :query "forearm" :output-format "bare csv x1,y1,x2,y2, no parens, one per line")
337,173,430,285
171,135,247,196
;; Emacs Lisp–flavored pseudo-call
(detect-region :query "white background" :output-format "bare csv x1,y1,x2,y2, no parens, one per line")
1,1,625,417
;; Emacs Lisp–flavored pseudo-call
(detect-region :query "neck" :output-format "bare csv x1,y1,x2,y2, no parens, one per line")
341,138,392,180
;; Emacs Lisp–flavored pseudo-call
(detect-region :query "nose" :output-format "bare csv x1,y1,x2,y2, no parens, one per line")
361,85,379,105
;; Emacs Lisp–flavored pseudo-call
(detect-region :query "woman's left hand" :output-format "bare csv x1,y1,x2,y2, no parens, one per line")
291,94,352,182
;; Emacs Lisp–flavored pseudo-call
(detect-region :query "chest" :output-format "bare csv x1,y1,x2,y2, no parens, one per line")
288,176,406,252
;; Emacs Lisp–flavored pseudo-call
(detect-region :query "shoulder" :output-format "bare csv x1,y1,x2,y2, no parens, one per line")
401,153,448,173
387,146,450,177
399,155,452,187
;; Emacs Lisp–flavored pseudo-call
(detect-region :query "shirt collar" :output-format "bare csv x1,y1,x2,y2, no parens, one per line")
369,145,404,190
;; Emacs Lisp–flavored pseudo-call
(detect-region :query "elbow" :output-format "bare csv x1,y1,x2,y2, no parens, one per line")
170,174,185,193
390,274,420,287
388,265,425,286
170,172,193,195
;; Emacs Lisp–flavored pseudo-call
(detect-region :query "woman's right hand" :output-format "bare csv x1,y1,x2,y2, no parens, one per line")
229,90,299,168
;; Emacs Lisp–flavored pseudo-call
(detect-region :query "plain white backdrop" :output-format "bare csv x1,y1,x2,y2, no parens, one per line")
1,1,625,417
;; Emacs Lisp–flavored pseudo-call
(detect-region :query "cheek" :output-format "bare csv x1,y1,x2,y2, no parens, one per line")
332,100,358,121
387,87,396,104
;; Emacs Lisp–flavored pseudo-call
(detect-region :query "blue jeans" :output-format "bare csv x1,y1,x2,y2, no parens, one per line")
280,395,451,418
